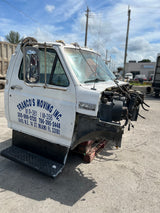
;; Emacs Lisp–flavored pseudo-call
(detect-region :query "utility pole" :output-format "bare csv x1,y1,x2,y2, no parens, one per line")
105,50,111,65
123,6,131,77
84,7,90,47
105,50,108,63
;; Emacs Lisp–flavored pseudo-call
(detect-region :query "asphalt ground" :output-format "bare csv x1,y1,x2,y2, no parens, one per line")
0,90,160,213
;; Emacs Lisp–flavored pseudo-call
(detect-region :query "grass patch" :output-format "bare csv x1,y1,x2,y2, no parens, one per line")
129,81,152,86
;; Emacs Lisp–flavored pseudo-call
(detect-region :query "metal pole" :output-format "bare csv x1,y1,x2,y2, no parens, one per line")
84,7,89,47
44,43,47,87
123,6,131,77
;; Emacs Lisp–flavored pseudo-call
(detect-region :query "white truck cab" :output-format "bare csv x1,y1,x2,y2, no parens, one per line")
1,37,146,177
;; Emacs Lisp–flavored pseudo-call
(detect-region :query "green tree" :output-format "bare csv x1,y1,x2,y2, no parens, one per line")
117,67,124,73
5,31,21,44
138,59,151,63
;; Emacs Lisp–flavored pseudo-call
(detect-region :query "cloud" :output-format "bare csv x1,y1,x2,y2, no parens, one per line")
52,0,85,22
45,4,55,13
1,0,160,70
128,37,151,52
81,0,160,69
33,27,55,42
0,36,5,41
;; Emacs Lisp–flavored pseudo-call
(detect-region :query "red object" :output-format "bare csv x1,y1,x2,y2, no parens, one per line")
83,140,107,163
74,140,108,163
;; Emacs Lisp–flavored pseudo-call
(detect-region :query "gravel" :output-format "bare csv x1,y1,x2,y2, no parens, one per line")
0,90,160,213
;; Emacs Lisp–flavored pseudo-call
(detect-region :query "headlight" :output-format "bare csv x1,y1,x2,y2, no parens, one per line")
79,102,96,111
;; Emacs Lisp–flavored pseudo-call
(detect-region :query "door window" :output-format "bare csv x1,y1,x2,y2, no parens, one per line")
49,58,69,87
19,47,69,87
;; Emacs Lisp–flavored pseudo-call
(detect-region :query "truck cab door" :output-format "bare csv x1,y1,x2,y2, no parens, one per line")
8,46,76,148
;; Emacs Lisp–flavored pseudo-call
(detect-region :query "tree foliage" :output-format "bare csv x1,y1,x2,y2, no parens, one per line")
5,31,21,44
138,59,151,63
117,67,124,73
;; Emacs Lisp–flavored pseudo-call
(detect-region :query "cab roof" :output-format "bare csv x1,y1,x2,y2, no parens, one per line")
20,37,98,55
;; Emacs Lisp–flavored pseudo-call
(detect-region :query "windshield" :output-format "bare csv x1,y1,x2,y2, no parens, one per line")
64,48,115,83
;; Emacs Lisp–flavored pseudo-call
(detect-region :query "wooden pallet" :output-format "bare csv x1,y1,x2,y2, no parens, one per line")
75,140,107,163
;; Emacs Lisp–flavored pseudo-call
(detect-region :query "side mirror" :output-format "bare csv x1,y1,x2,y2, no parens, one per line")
24,47,40,83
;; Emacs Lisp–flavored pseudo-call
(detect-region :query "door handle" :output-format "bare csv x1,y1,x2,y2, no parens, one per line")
11,85,23,90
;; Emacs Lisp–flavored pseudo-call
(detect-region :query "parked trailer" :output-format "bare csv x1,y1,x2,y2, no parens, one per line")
0,41,16,89
1,37,148,177
152,53,160,97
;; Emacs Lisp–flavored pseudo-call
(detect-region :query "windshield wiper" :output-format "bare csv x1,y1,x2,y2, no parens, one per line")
84,78,105,83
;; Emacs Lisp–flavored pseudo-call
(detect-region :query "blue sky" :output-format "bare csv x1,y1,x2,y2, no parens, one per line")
1,0,160,69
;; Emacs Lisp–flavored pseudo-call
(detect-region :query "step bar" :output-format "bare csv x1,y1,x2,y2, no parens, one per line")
1,145,68,177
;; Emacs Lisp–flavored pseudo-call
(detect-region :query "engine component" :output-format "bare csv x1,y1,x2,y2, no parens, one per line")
98,84,148,128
